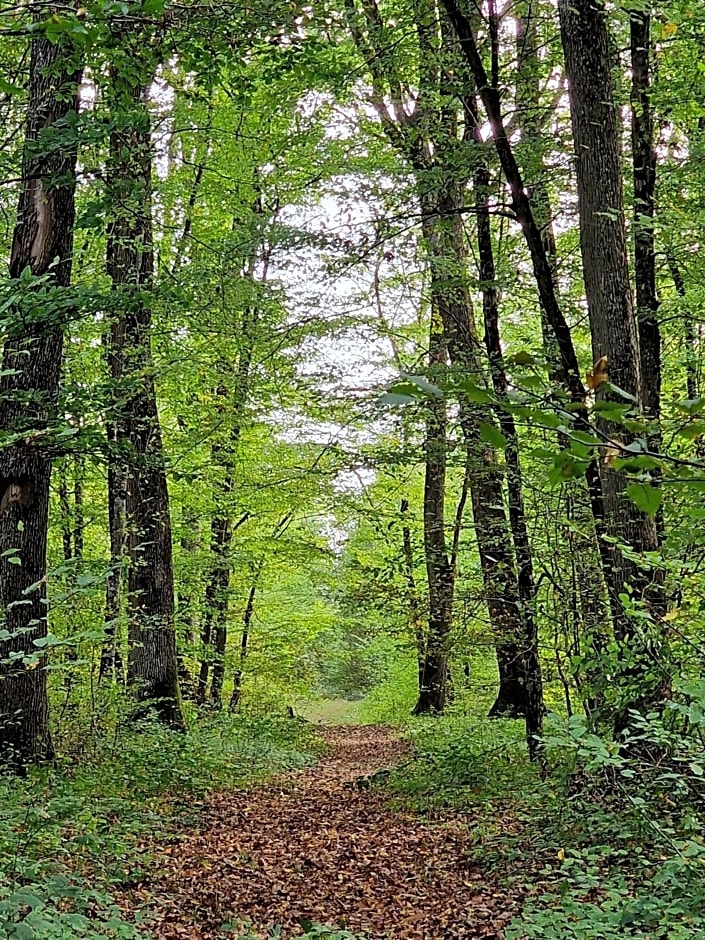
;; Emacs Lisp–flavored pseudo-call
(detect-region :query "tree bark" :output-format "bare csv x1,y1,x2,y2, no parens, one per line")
105,59,183,728
0,23,81,766
419,184,529,721
229,573,259,711
413,315,454,715
630,11,661,425
474,155,544,756
558,0,661,614
514,0,608,723
558,0,668,726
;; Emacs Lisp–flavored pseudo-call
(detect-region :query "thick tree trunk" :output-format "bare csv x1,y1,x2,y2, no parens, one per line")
514,9,609,720
558,0,661,615
105,64,183,728
0,26,81,767
558,0,668,726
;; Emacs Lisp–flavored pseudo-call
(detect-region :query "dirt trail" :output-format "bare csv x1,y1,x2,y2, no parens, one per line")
124,726,513,939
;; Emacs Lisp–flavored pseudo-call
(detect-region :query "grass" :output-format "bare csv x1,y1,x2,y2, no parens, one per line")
298,698,366,725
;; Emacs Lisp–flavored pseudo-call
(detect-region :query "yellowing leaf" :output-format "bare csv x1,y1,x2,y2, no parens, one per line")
662,21,678,39
586,355,608,391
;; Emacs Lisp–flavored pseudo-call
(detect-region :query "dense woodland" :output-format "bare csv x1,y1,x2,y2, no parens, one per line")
0,0,705,936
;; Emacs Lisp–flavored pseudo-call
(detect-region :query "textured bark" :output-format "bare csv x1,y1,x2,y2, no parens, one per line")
413,317,453,715
106,63,183,728
630,11,661,425
515,1,608,720
558,0,662,627
420,185,529,721
475,158,544,755
559,0,669,729
0,26,81,766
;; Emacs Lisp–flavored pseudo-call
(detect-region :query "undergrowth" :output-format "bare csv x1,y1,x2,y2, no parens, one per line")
376,691,705,940
0,712,320,939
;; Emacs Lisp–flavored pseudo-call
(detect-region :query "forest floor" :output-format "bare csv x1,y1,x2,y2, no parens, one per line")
120,724,517,939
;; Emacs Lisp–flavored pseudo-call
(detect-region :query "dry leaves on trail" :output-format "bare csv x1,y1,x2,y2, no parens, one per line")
121,725,516,939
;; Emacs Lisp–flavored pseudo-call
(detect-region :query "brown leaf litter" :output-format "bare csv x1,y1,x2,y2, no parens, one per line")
119,725,517,938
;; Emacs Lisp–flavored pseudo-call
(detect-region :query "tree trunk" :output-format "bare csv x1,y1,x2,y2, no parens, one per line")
73,455,84,559
419,185,529,720
176,507,199,692
514,7,609,721
630,10,661,425
558,0,668,726
630,10,664,540
474,157,544,756
58,460,73,562
0,23,81,766
199,226,263,705
668,253,700,402
229,578,257,711
105,62,183,728
413,316,454,715
558,0,661,613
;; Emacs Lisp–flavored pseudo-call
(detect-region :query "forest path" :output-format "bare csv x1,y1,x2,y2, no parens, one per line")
124,725,513,939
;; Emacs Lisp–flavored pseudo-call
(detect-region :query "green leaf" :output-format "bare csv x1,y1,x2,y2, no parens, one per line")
606,383,638,404
457,379,492,404
506,350,535,367
12,923,35,940
626,481,662,517
403,374,443,398
479,422,508,449
0,77,23,96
